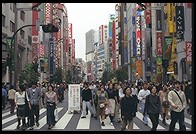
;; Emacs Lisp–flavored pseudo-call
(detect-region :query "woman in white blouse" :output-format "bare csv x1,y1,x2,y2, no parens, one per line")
45,84,58,129
15,85,31,130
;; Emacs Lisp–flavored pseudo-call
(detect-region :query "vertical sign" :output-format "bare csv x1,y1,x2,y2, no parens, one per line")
68,84,81,112
175,6,185,40
145,3,151,25
49,38,54,75
45,3,51,24
164,37,173,60
168,3,174,33
112,21,116,70
186,42,192,63
136,15,141,56
132,31,136,56
68,23,73,39
156,32,163,56
156,10,162,31
131,57,136,77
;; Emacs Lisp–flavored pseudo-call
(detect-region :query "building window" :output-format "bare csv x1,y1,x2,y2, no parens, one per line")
13,3,16,13
10,21,15,32
10,3,13,11
20,11,25,22
2,14,5,27
20,29,25,39
28,36,32,45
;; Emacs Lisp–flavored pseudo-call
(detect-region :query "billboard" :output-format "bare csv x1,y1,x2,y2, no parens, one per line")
132,31,136,56
175,6,185,40
45,3,51,24
156,10,162,31
167,3,174,33
144,3,151,25
49,38,55,75
136,15,141,56
68,84,81,112
136,60,143,78
68,23,73,39
186,42,192,63
164,37,173,60
156,32,163,56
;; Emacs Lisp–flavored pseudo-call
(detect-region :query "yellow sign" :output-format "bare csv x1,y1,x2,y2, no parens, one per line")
171,37,177,62
168,3,174,33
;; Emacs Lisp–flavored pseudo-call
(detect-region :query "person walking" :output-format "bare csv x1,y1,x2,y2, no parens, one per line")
81,82,94,118
45,84,58,129
27,82,41,130
106,83,118,126
144,86,162,131
15,85,31,130
8,85,16,114
168,80,187,131
96,84,109,126
158,84,170,125
120,86,137,131
2,83,7,110
137,82,151,125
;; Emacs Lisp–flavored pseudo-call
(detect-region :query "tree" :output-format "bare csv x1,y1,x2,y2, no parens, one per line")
115,67,128,82
19,63,39,86
51,67,63,84
65,70,72,84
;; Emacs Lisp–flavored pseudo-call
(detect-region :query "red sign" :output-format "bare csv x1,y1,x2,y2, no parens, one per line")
186,3,192,8
68,23,73,39
186,42,192,63
45,3,51,24
145,3,151,25
156,32,162,56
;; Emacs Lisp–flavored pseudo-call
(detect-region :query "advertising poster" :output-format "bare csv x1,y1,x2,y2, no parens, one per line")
156,10,162,31
131,57,136,75
68,84,81,112
136,60,143,78
164,37,173,60
167,3,174,33
156,32,162,56
186,42,192,63
175,6,185,40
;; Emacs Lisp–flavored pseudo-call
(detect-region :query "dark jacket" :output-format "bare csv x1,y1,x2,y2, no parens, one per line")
144,94,161,115
82,88,92,101
120,95,137,121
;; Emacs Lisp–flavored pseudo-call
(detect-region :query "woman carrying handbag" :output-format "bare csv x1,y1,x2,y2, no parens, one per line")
45,84,58,129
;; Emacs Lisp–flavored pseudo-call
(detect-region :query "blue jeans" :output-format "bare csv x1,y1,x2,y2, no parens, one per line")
139,102,148,124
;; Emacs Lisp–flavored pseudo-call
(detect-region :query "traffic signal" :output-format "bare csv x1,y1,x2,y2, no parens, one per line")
173,62,178,75
42,24,59,33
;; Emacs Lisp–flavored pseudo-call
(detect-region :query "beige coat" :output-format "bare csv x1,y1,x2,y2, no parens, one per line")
168,90,187,112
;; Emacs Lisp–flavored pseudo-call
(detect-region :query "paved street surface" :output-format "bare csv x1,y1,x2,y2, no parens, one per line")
2,92,192,131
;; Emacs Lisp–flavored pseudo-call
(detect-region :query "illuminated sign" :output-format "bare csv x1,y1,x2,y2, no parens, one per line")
45,3,51,24
136,15,141,55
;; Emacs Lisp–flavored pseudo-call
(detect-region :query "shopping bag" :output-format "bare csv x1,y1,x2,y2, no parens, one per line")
54,109,59,122
105,106,110,115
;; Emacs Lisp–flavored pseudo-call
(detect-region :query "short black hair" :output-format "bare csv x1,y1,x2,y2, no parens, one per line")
123,86,131,94
31,81,37,85
174,80,180,85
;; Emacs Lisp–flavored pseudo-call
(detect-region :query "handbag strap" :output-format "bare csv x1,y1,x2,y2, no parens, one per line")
173,90,183,106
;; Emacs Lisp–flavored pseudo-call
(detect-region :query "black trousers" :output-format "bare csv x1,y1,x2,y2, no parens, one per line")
148,113,159,131
169,110,186,131
30,104,40,127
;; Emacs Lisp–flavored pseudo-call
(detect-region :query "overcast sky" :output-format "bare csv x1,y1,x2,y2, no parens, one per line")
64,3,115,61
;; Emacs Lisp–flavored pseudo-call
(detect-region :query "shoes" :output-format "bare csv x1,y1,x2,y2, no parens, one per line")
110,122,114,126
81,116,86,118
145,123,148,126
48,125,52,129
16,125,20,129
29,126,34,130
101,122,105,126
36,122,40,127
86,112,88,115
93,116,97,119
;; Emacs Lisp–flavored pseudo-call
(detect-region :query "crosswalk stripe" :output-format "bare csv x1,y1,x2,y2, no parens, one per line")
2,108,46,130
34,108,63,130
2,112,17,124
52,109,74,129
76,110,91,129
159,115,191,130
2,110,16,117
136,112,165,129
100,116,115,129
168,112,191,125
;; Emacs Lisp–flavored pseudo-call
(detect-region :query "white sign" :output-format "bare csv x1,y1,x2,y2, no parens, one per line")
68,84,81,113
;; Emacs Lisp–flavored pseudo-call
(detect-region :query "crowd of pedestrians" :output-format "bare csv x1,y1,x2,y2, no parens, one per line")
2,78,193,131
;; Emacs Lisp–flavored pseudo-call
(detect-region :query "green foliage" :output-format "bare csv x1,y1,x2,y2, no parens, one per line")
65,70,72,84
51,67,63,84
19,63,39,86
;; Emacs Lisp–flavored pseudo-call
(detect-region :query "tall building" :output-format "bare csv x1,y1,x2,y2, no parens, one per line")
2,3,33,84
85,29,98,82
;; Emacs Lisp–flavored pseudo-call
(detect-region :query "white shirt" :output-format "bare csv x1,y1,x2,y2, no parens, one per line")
131,88,138,96
137,89,150,103
118,87,125,99
15,91,29,105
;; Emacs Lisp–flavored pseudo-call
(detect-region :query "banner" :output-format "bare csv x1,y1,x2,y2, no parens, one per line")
136,15,141,56
170,37,177,62
175,6,185,40
156,10,162,31
164,37,173,60
68,84,81,112
132,31,136,56
186,42,192,63
49,38,55,75
167,3,174,33
136,60,143,78
145,3,151,25
131,57,136,75
156,32,162,56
